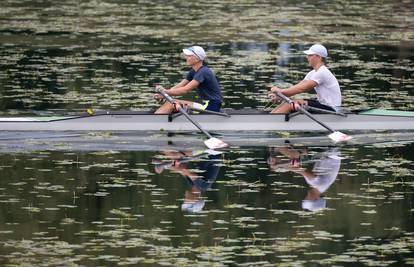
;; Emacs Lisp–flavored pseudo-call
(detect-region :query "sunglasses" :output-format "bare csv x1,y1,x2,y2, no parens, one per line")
186,47,201,60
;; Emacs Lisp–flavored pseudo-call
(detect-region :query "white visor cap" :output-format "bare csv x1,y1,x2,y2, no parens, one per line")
181,199,205,213
183,46,206,60
302,198,326,212
304,44,328,58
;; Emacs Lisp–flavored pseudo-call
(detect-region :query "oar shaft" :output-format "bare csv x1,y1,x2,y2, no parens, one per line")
276,91,335,133
188,106,230,117
297,107,335,133
177,107,214,138
159,90,213,139
157,151,208,169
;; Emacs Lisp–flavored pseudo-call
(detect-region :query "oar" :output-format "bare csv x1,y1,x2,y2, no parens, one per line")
158,89,229,149
275,91,352,142
153,149,222,173
187,106,230,117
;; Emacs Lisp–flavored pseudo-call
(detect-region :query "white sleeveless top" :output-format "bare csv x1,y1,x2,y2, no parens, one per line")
303,150,341,193
304,65,341,109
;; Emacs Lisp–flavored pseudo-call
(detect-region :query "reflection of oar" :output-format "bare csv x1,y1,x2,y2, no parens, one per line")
153,149,222,173
275,91,352,142
158,88,228,149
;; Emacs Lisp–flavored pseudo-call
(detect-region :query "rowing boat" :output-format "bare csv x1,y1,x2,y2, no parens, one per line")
0,109,413,132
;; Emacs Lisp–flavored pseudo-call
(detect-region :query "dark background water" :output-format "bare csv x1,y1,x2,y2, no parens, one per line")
1,41,413,112
0,0,413,265
0,0,413,113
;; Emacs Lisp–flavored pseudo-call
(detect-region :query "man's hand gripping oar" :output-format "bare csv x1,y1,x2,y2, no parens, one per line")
156,85,229,149
274,91,352,142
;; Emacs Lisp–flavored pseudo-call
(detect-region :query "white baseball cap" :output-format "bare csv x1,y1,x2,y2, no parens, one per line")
181,199,205,213
302,197,326,212
183,46,206,60
303,44,328,58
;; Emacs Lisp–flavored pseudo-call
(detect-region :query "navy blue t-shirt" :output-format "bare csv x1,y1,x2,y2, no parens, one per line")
185,66,222,104
184,154,220,192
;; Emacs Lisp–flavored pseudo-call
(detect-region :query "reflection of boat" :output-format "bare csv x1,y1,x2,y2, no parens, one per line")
0,131,413,152
0,109,413,131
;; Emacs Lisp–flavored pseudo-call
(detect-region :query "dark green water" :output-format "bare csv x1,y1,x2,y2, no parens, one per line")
0,144,413,265
1,0,413,113
0,0,413,265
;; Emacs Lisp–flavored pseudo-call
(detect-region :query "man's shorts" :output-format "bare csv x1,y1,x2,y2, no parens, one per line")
194,100,222,112
306,99,336,112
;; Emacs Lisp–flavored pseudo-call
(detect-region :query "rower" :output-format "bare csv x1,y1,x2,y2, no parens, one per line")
269,44,342,114
153,149,221,213
267,146,341,212
154,46,223,114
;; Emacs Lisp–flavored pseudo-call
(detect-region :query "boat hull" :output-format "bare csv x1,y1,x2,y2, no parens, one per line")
0,112,414,131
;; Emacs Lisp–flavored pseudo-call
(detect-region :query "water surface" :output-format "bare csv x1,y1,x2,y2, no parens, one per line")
0,141,413,265
0,0,413,265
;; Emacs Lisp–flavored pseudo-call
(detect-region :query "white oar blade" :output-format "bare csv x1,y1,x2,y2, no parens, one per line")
204,137,229,149
328,131,352,142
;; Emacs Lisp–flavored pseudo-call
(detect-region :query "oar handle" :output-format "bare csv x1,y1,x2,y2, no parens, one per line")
275,91,293,104
275,91,335,133
156,86,175,103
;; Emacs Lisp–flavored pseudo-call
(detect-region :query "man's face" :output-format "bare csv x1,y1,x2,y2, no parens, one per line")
185,54,199,66
306,54,320,65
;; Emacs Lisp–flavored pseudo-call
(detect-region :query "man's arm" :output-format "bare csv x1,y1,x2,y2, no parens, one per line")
171,79,189,90
154,79,194,100
270,79,317,97
166,79,200,96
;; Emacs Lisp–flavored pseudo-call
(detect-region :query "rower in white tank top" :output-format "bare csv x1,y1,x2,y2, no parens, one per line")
304,65,341,110
269,44,342,113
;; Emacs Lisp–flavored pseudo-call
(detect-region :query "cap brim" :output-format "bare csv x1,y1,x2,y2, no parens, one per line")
183,49,194,56
303,49,316,55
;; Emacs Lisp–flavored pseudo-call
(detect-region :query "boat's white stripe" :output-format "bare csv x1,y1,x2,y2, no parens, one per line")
0,116,73,122
0,118,40,122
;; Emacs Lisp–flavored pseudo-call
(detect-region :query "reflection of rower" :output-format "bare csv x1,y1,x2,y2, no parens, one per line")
268,146,341,212
153,149,221,213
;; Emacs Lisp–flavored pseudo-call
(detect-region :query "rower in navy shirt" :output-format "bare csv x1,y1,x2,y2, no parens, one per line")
154,46,223,113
